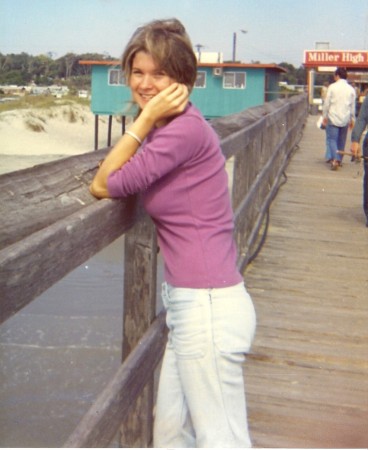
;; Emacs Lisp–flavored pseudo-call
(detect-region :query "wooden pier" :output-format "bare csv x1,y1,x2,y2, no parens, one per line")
244,115,368,448
2,97,367,447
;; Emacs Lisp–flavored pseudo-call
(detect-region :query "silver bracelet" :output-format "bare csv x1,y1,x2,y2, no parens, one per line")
125,130,142,145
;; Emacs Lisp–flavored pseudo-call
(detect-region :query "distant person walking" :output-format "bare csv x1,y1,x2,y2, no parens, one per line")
322,67,356,170
350,94,368,227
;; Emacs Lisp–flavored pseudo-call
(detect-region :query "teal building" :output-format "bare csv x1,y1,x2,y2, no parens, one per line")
80,60,285,147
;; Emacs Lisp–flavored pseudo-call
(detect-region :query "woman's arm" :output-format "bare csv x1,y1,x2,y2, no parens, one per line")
89,114,154,198
89,83,188,198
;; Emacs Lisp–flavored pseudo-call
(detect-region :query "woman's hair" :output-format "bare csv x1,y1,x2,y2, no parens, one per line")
121,18,197,91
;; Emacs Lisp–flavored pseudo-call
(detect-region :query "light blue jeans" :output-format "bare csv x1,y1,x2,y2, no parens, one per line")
153,282,256,448
325,122,349,162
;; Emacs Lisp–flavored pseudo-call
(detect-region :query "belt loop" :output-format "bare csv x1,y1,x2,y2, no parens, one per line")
161,282,169,309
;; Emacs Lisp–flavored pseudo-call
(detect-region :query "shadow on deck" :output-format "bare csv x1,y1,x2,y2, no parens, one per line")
245,115,368,448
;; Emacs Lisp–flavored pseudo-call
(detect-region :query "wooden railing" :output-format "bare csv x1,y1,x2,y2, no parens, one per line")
0,94,308,447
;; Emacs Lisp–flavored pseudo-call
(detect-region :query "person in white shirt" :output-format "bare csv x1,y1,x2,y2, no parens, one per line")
322,67,356,170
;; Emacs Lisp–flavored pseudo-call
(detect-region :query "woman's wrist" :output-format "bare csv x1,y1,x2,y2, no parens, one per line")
133,109,155,134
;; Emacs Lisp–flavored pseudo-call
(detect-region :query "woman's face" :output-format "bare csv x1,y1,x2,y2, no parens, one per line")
129,51,175,110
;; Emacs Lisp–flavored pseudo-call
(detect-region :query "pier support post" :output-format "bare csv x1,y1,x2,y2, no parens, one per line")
120,214,158,447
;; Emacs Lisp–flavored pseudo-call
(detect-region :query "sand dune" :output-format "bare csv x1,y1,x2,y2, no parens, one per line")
0,104,126,174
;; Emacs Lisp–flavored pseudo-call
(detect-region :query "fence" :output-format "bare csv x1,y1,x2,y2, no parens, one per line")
0,93,308,447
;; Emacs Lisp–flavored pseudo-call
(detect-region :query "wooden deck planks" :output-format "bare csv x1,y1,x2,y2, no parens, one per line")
244,115,368,448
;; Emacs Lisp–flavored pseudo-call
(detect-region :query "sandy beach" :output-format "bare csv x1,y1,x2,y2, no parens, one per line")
0,103,127,174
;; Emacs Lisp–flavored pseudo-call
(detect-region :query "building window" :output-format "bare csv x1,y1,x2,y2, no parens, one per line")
108,68,125,85
194,71,206,88
223,72,246,89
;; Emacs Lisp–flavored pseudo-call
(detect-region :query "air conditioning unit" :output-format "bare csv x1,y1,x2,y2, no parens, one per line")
213,67,223,76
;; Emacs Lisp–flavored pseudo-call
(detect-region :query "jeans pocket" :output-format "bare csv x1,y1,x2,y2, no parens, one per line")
169,303,207,359
212,289,256,355
165,288,207,360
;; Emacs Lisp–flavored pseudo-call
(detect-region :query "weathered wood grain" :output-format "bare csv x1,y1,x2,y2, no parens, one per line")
0,147,108,249
244,115,368,448
120,214,158,447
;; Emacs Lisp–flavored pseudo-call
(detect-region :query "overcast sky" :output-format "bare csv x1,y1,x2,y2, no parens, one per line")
1,0,368,66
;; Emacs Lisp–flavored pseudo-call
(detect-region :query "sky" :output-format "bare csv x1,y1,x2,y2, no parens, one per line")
1,0,368,67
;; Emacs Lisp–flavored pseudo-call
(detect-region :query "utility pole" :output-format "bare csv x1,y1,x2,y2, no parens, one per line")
232,29,247,62
232,33,237,62
195,44,205,62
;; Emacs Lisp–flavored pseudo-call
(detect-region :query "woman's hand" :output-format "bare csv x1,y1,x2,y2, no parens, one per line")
141,83,189,125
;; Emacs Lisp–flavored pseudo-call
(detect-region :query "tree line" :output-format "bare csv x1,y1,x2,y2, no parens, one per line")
0,52,113,88
0,52,323,90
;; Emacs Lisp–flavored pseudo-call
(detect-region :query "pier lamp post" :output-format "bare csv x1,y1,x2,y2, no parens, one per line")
232,29,247,62
195,43,205,62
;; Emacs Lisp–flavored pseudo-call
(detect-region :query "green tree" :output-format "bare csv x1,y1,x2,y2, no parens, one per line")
279,62,298,84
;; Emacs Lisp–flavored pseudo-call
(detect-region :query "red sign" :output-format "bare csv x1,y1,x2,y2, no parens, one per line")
304,50,368,67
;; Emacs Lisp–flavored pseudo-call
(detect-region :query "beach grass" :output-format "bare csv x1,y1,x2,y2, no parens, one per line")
0,94,90,114
24,118,46,132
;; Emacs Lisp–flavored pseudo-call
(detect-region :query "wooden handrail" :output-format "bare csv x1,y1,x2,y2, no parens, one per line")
0,192,143,324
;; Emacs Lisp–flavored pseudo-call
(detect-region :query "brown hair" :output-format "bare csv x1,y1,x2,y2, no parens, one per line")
335,67,348,79
121,18,197,91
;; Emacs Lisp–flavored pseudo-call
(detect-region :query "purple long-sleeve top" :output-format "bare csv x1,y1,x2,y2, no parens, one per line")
107,103,242,288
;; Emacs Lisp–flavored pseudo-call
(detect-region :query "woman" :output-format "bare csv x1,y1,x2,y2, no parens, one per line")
90,18,256,448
